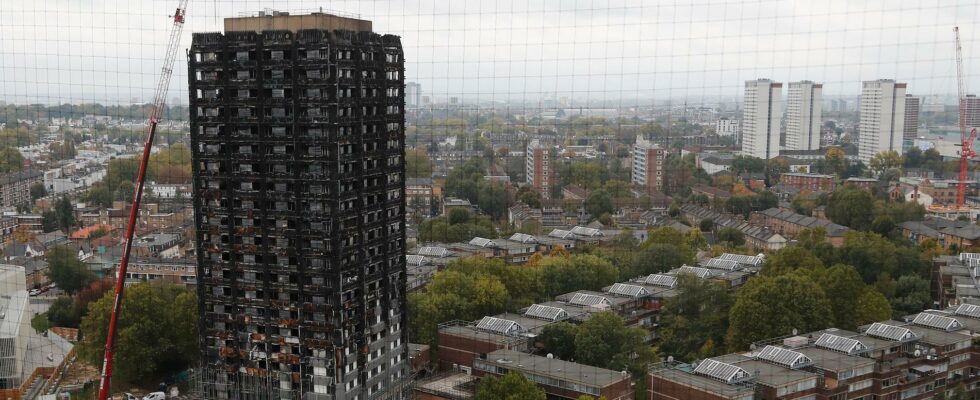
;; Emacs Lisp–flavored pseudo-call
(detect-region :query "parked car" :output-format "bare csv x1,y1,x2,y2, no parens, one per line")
28,289,40,296
143,392,166,400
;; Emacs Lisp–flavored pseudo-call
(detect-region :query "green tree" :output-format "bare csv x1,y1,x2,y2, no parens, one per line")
837,231,927,283
115,180,135,202
474,370,546,400
29,182,46,201
716,227,745,247
53,197,75,232
575,312,656,372
46,296,80,328
761,246,825,277
405,148,434,178
657,275,732,361
105,157,143,193
0,147,25,173
726,273,832,350
535,322,577,360
603,180,632,198
825,187,875,230
584,189,614,220
890,275,932,317
869,150,903,177
626,243,690,278
78,283,199,386
731,156,766,174
84,183,114,208
823,147,847,176
854,287,893,326
538,254,618,298
818,264,867,330
516,185,542,208
448,208,472,225
46,246,95,295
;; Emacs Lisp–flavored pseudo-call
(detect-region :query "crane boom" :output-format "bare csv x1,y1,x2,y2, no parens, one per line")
97,2,189,399
955,26,975,208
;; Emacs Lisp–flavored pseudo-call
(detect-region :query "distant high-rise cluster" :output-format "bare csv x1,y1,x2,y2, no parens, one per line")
736,78,928,163
741,79,782,159
859,79,907,163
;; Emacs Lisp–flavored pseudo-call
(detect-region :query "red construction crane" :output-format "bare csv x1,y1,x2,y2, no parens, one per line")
955,26,978,208
97,2,189,399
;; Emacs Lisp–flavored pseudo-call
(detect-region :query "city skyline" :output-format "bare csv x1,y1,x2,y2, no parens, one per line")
1,0,979,105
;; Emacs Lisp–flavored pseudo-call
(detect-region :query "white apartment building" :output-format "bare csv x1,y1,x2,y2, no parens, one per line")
859,79,907,163
741,79,782,159
785,81,823,151
715,118,740,138
631,136,665,191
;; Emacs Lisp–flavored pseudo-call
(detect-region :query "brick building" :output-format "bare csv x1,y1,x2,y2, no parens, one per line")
751,208,851,247
475,349,633,400
632,135,666,193
650,311,980,400
527,139,553,198
0,170,42,209
779,172,835,192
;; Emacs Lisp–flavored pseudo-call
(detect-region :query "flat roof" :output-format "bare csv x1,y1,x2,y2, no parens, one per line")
439,325,524,344
224,12,373,33
906,325,971,347
482,349,627,387
730,359,818,388
795,347,875,373
490,312,554,333
651,367,755,398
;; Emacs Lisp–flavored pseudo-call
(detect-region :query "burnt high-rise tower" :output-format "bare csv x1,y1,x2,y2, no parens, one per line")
188,12,408,399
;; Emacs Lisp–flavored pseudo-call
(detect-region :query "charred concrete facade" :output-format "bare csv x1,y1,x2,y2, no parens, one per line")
188,13,408,400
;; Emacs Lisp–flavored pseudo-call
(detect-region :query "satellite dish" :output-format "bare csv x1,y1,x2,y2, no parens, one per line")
792,328,798,336
749,343,756,350
546,353,553,359
667,355,674,363
914,349,922,357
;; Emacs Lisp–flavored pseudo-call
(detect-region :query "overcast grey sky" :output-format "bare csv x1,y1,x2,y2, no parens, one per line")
0,0,977,106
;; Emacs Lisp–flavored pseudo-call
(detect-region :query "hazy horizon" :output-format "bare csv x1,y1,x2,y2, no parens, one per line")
1,0,978,107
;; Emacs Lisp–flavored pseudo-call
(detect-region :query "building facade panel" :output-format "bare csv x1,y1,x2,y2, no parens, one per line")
188,14,408,399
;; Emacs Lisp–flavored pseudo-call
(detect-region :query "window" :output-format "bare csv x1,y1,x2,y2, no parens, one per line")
849,379,871,392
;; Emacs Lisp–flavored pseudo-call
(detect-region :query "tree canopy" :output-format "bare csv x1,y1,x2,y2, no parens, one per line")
46,246,95,295
825,187,875,230
726,272,833,350
657,275,732,361
575,312,656,373
79,283,198,386
474,371,546,400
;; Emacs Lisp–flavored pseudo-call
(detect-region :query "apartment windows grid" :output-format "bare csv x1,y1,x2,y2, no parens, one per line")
188,14,408,400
